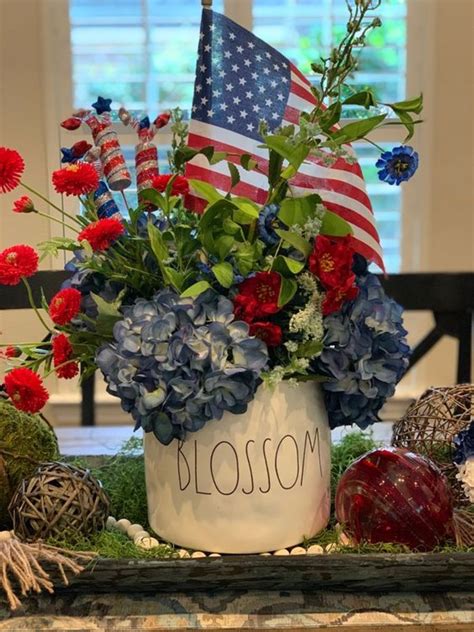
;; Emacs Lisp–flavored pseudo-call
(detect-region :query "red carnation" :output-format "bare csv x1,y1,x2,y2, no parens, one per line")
52,162,99,196
12,195,34,213
52,333,79,379
78,217,125,251
0,245,39,286
0,147,25,194
49,288,82,325
152,174,189,195
309,235,356,288
234,271,281,322
3,367,49,413
249,321,282,347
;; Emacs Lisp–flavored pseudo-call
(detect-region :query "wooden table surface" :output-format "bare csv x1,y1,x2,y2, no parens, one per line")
1,424,471,631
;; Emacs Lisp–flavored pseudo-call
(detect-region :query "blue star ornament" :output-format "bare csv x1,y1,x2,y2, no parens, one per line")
60,147,76,164
92,96,112,115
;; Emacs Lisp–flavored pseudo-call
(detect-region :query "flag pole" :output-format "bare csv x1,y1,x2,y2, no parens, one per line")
201,0,212,6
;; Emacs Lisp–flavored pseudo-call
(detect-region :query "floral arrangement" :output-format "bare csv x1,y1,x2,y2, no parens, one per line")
0,0,421,444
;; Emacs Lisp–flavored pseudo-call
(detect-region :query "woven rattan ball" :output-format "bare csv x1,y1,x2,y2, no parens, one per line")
8,462,110,542
392,384,473,504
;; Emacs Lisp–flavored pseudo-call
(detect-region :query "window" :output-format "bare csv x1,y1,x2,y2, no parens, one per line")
69,0,407,271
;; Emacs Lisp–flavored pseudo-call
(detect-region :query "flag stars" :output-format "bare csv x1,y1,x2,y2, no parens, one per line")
217,36,224,45
247,122,255,131
281,77,288,83
233,96,241,105
258,85,266,93
213,89,222,98
265,98,273,106
247,41,255,49
218,70,226,78
273,63,280,71
263,67,270,75
227,114,236,124
206,77,213,85
239,77,247,85
251,72,258,80
240,110,248,119
195,84,202,93
270,80,277,88
199,64,207,72
277,93,284,101
256,54,262,62
265,51,271,58
236,45,244,53
271,112,279,120
201,96,208,105
204,44,211,52
199,32,204,40
246,91,253,99
229,32,236,40
253,104,261,112
224,50,232,59
243,59,251,67
220,102,228,111
207,109,214,118
226,82,234,91
209,24,216,32
231,63,240,72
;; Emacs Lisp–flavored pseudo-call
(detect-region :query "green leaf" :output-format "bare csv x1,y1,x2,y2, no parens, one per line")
234,243,260,276
212,262,234,288
223,217,241,235
227,162,240,188
278,276,297,307
147,221,168,261
330,114,387,144
240,154,258,170
90,292,123,335
199,199,234,231
262,135,310,170
343,90,377,109
320,101,342,131
320,210,352,237
389,94,423,115
209,151,228,164
164,267,184,292
275,229,312,257
232,197,259,224
216,234,234,259
278,194,322,227
140,188,166,209
189,179,224,204
296,340,323,359
181,281,211,298
272,255,305,276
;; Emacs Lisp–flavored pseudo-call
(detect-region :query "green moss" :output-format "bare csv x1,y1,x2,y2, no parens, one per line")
0,400,59,526
48,529,177,560
331,431,379,496
68,436,148,528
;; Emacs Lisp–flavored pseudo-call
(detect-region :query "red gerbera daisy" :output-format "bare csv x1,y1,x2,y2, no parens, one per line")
78,217,125,252
12,195,34,213
233,271,282,321
0,245,39,286
152,174,189,195
52,162,99,196
52,333,79,379
0,147,25,194
49,288,82,325
3,367,49,413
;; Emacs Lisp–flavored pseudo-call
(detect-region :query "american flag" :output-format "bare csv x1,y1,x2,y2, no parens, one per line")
185,9,384,271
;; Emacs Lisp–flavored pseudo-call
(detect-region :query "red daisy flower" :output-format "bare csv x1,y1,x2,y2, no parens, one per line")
0,147,25,194
12,195,34,213
249,321,282,347
0,245,39,286
78,217,125,252
49,288,82,325
309,235,355,289
52,333,79,379
3,367,49,413
234,272,282,321
152,174,189,195
322,277,360,316
52,162,99,196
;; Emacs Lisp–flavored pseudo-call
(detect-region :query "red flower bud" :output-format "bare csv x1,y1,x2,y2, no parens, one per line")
60,117,82,131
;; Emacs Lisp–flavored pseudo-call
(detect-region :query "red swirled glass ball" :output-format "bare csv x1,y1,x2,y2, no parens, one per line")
335,447,455,551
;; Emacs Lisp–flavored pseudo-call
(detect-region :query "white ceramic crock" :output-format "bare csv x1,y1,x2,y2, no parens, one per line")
144,381,331,554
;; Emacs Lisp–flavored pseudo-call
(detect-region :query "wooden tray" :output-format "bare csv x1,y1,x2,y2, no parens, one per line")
56,551,471,593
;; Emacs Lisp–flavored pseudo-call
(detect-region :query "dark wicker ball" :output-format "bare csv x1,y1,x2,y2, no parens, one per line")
9,462,110,542
392,384,473,505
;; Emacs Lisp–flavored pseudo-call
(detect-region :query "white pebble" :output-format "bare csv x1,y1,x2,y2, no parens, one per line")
290,546,307,555
307,544,324,555
135,536,159,550
273,548,290,556
106,516,117,530
132,530,150,543
115,518,131,533
208,553,221,557
325,543,339,553
178,549,190,559
191,551,207,558
127,524,145,539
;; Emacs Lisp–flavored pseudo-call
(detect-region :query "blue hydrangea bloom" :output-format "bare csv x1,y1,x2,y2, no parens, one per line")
454,422,474,465
376,145,419,185
96,289,269,445
314,272,410,430
257,204,281,246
